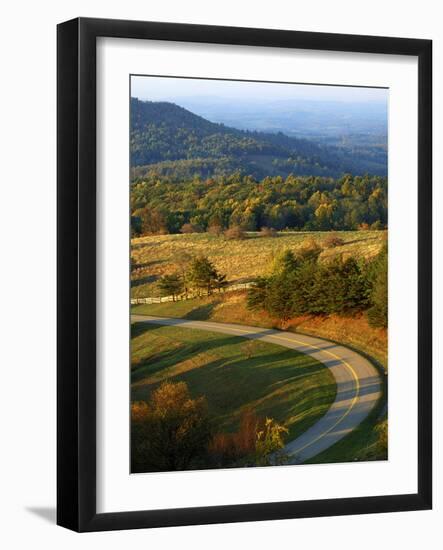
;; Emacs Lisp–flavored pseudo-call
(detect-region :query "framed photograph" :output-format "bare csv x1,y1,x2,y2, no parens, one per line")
57,17,432,531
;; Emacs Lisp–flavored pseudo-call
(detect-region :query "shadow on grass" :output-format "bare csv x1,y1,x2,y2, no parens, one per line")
340,235,380,246
131,331,332,412
184,300,221,320
131,274,159,287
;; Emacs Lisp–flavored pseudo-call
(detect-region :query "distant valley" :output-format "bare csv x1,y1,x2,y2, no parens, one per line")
130,98,387,180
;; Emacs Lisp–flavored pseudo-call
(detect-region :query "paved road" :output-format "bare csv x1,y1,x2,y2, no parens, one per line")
131,315,382,463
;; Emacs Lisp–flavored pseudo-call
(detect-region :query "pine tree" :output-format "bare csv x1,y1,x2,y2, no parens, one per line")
188,256,224,296
157,273,184,301
367,245,388,327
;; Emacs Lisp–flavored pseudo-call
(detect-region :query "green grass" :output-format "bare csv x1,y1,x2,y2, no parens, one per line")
131,230,386,297
131,322,336,442
130,229,388,463
131,290,388,370
132,296,225,320
132,297,388,463
305,413,387,464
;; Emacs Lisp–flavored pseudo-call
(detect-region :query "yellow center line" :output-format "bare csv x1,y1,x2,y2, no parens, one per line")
135,317,361,458
183,321,361,457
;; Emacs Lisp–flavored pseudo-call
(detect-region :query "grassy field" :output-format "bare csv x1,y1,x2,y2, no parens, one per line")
131,230,386,298
130,228,387,464
132,290,388,370
131,322,336,442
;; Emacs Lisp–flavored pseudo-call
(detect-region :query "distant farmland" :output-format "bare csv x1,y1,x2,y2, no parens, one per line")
131,230,386,298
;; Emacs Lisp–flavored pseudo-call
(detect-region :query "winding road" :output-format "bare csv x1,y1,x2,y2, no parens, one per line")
131,315,382,463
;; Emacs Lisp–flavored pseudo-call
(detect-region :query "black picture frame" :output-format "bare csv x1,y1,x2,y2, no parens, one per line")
57,17,432,532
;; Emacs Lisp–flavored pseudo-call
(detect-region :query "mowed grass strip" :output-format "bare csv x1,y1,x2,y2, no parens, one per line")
131,323,336,442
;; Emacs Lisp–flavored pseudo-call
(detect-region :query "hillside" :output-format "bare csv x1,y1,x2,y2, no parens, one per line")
131,230,386,298
130,99,387,179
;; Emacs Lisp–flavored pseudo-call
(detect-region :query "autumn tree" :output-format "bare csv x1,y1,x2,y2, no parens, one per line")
208,222,223,236
130,173,388,233
133,206,167,235
131,381,212,472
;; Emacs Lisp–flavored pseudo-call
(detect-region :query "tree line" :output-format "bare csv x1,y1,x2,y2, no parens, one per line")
247,241,388,328
131,173,387,235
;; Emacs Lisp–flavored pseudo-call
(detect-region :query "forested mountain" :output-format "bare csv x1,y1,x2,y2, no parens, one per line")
130,99,387,179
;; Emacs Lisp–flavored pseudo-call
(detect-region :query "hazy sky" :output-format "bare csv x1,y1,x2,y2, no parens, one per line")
131,75,388,104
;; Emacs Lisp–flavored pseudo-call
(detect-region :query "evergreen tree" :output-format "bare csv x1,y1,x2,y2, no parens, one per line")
367,245,388,327
272,249,298,274
247,277,270,311
214,272,228,293
188,256,223,296
157,273,184,301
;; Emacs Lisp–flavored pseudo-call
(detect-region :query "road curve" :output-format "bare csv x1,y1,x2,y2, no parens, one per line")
131,315,382,463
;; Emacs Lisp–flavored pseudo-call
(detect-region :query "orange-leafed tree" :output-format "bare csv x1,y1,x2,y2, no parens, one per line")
131,381,212,472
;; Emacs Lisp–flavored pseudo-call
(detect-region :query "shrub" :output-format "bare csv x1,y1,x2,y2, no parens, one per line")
208,223,223,236
260,226,277,238
236,410,262,457
371,220,383,230
180,222,203,234
255,417,289,466
208,410,263,466
224,225,246,240
358,222,370,231
208,433,237,463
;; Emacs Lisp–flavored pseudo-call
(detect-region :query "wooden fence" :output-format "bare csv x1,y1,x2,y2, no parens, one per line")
130,282,253,305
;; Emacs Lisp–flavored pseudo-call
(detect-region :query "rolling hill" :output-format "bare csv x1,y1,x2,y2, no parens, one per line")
130,98,387,180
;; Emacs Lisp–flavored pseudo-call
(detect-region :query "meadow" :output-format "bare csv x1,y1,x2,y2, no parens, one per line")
131,322,336,442
131,230,386,298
